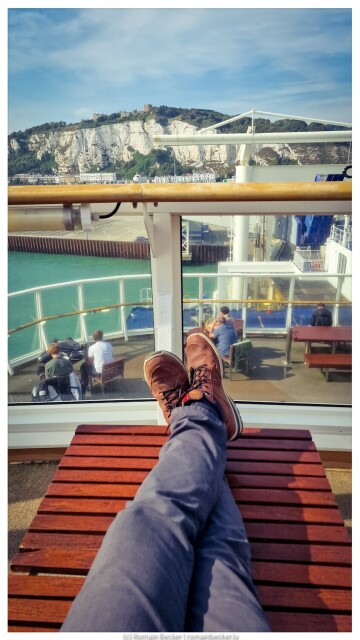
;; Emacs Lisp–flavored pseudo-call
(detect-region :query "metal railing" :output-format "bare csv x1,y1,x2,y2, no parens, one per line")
9,270,352,373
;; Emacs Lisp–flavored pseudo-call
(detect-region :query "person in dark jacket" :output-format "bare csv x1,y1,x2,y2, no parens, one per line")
310,303,333,327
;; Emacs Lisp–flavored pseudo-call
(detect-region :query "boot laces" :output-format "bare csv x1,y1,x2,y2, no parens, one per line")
160,385,186,415
189,365,210,391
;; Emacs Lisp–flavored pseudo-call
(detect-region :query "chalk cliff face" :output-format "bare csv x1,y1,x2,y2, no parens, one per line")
9,117,349,174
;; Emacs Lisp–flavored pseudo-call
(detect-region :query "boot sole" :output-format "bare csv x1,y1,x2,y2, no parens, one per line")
226,394,244,441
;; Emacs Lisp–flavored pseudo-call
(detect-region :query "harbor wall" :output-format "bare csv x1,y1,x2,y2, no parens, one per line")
8,235,229,264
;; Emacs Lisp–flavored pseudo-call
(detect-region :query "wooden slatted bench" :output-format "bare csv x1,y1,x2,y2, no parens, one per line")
8,425,352,632
304,353,352,381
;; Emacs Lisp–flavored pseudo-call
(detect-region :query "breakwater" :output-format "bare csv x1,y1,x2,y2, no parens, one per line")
8,235,229,264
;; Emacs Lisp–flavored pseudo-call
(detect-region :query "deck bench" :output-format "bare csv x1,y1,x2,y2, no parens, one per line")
8,424,352,632
304,353,352,381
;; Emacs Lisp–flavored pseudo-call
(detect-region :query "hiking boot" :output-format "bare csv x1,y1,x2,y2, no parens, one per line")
144,351,190,424
185,333,243,441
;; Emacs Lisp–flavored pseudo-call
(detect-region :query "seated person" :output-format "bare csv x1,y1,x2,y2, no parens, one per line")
32,365,61,402
38,337,84,365
45,342,74,377
32,365,82,402
86,329,114,377
310,303,333,327
205,306,236,336
208,316,237,358
219,305,236,328
57,337,84,362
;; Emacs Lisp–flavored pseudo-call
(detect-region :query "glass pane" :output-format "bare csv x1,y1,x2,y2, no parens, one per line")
8,215,155,403
182,213,352,406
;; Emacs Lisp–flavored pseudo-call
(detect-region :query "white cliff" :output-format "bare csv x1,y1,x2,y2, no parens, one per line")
9,117,350,174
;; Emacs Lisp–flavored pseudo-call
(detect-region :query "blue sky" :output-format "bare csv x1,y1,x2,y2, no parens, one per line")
7,5,353,133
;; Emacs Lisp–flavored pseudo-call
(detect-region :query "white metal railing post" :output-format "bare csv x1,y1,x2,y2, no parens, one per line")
198,276,204,326
242,277,248,338
35,290,48,351
119,279,128,341
77,284,88,343
286,275,296,329
333,275,345,326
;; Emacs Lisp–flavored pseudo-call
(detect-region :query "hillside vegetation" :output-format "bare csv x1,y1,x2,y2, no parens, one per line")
8,105,350,178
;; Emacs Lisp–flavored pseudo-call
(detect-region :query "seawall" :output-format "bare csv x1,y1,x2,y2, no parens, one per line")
8,235,229,264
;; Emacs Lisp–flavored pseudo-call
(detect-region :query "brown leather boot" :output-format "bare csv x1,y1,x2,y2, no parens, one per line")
144,351,190,424
185,333,243,441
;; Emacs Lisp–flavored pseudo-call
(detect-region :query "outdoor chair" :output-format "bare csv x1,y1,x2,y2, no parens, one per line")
89,357,125,396
223,339,253,379
232,318,244,341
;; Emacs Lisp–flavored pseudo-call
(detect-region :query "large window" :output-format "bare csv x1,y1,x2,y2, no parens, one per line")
181,213,352,406
8,214,155,403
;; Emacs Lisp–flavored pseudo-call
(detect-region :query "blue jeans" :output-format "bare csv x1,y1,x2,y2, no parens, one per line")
61,401,271,632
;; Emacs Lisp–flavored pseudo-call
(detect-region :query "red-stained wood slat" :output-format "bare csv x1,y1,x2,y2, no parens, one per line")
226,461,326,476
70,433,167,446
38,497,129,515
231,487,338,507
8,625,58,632
245,521,351,544
58,455,157,470
250,541,352,565
29,513,114,533
229,439,317,452
46,481,143,498
239,504,344,524
8,598,73,625
257,584,352,612
226,473,331,490
10,548,97,574
19,532,103,551
252,560,352,588
8,574,84,598
63,444,162,458
52,469,151,484
265,611,351,633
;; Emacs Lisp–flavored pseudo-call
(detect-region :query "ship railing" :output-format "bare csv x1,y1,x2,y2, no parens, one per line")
330,223,352,249
8,270,352,373
8,273,152,373
293,249,325,272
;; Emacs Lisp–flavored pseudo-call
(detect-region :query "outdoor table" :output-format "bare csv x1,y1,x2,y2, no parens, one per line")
285,326,352,365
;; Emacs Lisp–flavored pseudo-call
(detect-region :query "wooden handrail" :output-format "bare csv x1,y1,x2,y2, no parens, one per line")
8,181,351,205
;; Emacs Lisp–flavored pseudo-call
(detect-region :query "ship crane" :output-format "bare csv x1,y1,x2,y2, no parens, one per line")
153,108,352,303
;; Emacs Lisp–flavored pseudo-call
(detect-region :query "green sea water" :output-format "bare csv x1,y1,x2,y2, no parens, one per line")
8,252,217,361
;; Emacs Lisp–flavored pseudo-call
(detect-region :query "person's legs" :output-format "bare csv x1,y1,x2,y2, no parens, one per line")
61,352,230,632
186,478,271,632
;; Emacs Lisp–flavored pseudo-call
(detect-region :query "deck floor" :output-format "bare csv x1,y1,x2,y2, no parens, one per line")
8,335,352,406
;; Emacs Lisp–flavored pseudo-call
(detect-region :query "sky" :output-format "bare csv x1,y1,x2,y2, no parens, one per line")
6,3,353,134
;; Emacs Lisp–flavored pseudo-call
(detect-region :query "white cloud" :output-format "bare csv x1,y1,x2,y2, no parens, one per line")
9,8,351,83
7,7,352,130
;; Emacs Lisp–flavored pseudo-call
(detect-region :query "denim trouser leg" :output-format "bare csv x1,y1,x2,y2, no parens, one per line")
186,479,272,632
61,401,227,632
